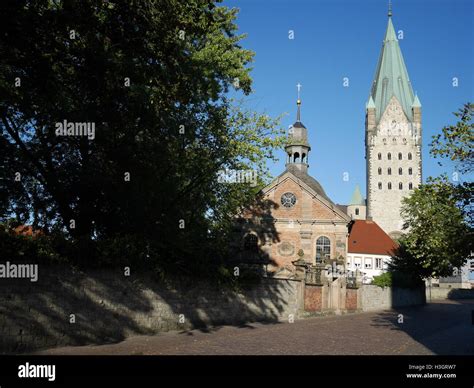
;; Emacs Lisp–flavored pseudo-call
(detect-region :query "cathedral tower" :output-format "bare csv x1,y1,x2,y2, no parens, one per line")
365,6,422,238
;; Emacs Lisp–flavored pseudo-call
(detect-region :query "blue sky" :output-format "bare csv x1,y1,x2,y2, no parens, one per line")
224,0,474,205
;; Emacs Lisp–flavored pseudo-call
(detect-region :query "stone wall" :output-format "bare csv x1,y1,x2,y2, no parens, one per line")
0,267,302,354
360,285,425,312
426,287,474,301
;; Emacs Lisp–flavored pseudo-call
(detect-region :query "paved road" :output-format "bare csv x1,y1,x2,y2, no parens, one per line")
35,299,474,355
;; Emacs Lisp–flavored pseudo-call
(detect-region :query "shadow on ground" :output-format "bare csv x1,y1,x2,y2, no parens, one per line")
370,299,474,355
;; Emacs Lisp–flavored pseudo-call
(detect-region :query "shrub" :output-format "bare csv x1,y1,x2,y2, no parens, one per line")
372,271,423,289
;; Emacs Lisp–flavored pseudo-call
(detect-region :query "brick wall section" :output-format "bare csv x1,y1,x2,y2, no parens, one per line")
0,267,302,354
304,285,322,312
345,288,358,311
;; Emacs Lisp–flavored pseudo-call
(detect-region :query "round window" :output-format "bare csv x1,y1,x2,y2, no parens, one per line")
281,192,296,208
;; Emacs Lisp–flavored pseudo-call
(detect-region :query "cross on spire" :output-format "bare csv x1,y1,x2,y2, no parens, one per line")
388,0,392,17
296,83,302,122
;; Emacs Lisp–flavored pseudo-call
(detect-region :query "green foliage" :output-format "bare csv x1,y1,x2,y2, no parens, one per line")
399,176,472,279
396,103,474,280
430,103,473,174
0,1,285,273
372,272,392,287
373,270,423,289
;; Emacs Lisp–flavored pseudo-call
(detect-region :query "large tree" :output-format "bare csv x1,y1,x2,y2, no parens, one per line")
0,0,285,268
398,175,472,279
394,103,473,279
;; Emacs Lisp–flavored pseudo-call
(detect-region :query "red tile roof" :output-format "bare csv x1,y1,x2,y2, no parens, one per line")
13,225,44,237
348,220,398,256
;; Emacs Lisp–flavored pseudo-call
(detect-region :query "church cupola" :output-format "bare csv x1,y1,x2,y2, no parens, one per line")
285,84,311,173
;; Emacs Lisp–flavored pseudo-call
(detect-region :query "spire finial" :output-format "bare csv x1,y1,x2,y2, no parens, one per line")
388,0,392,17
296,83,302,122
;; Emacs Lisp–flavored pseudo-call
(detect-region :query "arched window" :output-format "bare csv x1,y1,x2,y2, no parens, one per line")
378,167,382,175
387,153,392,160
399,167,403,175
355,208,359,216
302,153,306,163
378,182,382,190
409,183,413,190
378,153,382,160
398,152,402,160
287,153,291,163
388,182,392,190
408,167,413,175
293,152,300,163
244,234,258,252
316,236,331,263
388,167,392,175
399,182,403,190
408,153,412,160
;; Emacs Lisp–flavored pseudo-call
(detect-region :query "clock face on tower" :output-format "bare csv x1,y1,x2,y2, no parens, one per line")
281,192,297,208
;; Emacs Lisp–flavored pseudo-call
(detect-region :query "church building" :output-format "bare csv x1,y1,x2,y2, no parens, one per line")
236,6,421,278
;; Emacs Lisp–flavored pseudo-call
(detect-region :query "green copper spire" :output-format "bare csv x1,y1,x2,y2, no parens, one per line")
412,94,421,108
370,11,415,122
349,185,365,206
366,95,376,109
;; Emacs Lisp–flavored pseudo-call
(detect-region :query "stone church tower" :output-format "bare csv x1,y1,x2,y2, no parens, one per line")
365,8,422,237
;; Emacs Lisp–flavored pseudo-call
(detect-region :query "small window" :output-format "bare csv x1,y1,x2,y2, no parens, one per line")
387,153,392,160
409,183,413,190
408,153,412,160
408,167,413,175
398,153,402,160
364,258,373,269
388,182,392,190
399,182,403,190
378,153,382,160
378,182,382,190
355,208,359,216
399,167,402,175
378,167,382,175
354,257,362,268
388,167,392,175
375,258,383,269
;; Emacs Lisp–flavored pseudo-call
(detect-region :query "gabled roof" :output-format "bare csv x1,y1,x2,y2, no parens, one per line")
348,220,398,256
262,165,351,222
370,16,415,122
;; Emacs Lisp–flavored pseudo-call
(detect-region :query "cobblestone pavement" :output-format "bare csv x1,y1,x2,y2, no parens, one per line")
35,299,474,355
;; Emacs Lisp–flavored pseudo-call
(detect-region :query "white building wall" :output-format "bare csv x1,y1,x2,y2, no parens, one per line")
346,253,392,284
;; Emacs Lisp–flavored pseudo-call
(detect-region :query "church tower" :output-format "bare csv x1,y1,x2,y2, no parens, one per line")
285,90,311,174
365,5,422,238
